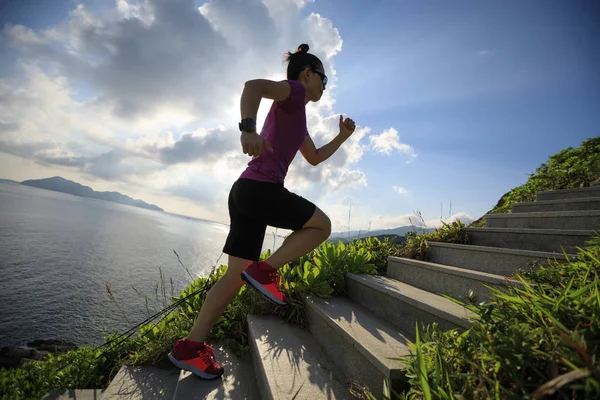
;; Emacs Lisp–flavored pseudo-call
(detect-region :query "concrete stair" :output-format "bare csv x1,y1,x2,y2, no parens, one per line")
40,389,104,399
247,314,347,399
485,210,600,230
536,186,600,201
463,227,593,253
38,363,178,400
512,197,600,213
304,294,414,397
386,256,524,303
429,242,574,276
100,365,179,399
345,273,473,333
172,343,260,399
90,185,598,399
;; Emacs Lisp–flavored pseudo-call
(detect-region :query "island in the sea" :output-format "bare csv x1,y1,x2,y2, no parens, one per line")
11,176,164,212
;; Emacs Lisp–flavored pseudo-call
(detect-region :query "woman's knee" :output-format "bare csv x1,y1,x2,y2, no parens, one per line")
303,207,331,237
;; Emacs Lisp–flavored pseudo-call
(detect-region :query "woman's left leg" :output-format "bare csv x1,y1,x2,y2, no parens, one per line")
264,206,331,269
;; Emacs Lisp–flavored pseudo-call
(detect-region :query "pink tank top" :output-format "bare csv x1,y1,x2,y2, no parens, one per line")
239,80,308,183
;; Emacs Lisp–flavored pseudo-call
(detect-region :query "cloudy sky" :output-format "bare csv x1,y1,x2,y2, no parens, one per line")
0,0,598,234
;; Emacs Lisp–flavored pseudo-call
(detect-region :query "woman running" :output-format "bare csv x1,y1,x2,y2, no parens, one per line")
168,43,356,379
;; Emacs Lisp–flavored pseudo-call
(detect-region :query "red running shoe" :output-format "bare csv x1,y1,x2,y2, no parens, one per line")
168,338,224,379
241,261,288,305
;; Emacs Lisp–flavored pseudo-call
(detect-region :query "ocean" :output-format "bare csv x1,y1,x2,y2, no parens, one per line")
0,182,284,348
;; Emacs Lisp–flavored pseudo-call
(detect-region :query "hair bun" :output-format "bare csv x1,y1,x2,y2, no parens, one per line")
297,44,309,53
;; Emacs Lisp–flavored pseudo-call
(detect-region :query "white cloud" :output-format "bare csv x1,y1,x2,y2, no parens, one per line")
425,212,475,229
372,213,415,230
369,128,417,161
371,210,473,231
393,186,408,196
477,49,494,57
285,113,369,194
0,0,412,224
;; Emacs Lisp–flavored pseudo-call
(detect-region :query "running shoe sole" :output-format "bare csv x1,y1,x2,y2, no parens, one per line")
241,271,287,305
167,352,222,380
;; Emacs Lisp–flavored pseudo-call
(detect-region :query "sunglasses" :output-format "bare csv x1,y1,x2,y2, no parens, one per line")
311,69,328,89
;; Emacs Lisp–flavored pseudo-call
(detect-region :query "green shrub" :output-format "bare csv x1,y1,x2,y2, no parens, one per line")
398,219,467,261
398,235,600,400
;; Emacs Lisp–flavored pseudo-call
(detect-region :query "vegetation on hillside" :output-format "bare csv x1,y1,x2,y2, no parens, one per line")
471,137,600,227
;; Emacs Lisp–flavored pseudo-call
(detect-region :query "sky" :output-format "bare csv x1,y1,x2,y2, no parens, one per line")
0,0,598,235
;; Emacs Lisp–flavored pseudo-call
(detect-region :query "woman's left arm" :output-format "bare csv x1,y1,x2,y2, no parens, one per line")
299,116,356,166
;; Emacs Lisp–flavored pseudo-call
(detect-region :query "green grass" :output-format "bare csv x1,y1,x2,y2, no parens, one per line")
394,235,600,400
470,136,599,227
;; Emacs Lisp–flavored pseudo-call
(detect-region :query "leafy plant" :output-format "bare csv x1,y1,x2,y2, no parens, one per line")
399,218,467,261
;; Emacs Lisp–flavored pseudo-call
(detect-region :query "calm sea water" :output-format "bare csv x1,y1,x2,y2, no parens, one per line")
0,182,284,348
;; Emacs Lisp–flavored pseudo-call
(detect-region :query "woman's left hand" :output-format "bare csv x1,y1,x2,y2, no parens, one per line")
339,115,356,139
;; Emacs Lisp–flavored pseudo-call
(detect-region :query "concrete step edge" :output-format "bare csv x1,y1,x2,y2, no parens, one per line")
428,241,575,259
464,227,595,236
100,364,178,400
247,321,273,400
40,389,105,400
485,210,600,219
537,187,600,196
514,197,600,207
346,273,474,330
388,256,525,285
303,294,412,379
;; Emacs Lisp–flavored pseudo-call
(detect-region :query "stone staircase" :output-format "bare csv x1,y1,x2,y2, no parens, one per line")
41,186,600,400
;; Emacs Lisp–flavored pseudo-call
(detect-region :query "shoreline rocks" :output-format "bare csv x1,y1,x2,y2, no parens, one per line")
0,339,78,369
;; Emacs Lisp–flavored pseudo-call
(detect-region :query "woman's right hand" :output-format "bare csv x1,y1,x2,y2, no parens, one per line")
240,131,273,157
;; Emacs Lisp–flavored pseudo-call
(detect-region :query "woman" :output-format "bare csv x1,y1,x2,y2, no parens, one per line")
168,43,356,379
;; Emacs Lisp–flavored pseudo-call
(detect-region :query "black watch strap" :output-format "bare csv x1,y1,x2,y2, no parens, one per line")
239,118,256,132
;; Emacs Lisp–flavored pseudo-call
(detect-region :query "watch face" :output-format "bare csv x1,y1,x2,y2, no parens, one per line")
240,119,255,132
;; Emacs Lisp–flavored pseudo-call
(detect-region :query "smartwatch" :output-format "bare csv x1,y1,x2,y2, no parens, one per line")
239,118,256,132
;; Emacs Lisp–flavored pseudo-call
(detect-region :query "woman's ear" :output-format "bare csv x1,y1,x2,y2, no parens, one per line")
301,67,310,81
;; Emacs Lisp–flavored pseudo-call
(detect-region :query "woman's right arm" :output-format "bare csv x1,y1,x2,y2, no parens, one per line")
239,80,290,156
240,79,291,120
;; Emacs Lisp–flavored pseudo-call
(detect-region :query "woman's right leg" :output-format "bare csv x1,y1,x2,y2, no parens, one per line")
185,255,252,343
264,207,331,269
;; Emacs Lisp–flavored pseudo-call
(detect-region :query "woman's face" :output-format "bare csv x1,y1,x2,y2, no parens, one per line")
304,64,327,102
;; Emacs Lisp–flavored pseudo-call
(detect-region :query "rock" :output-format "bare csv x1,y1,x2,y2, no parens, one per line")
0,339,79,370
31,350,51,361
0,356,20,369
39,344,76,353
0,347,33,359
27,339,77,348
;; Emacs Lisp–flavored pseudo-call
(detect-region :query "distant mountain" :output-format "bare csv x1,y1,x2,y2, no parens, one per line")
329,234,408,245
0,178,20,185
329,225,436,243
20,177,164,212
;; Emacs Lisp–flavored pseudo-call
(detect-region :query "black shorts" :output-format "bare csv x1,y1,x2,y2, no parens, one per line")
222,178,316,261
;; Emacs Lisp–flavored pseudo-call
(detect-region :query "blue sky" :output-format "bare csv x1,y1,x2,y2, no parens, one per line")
0,0,598,233
317,0,599,224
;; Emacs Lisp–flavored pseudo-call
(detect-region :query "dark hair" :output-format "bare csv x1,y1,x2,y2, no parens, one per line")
284,43,323,81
